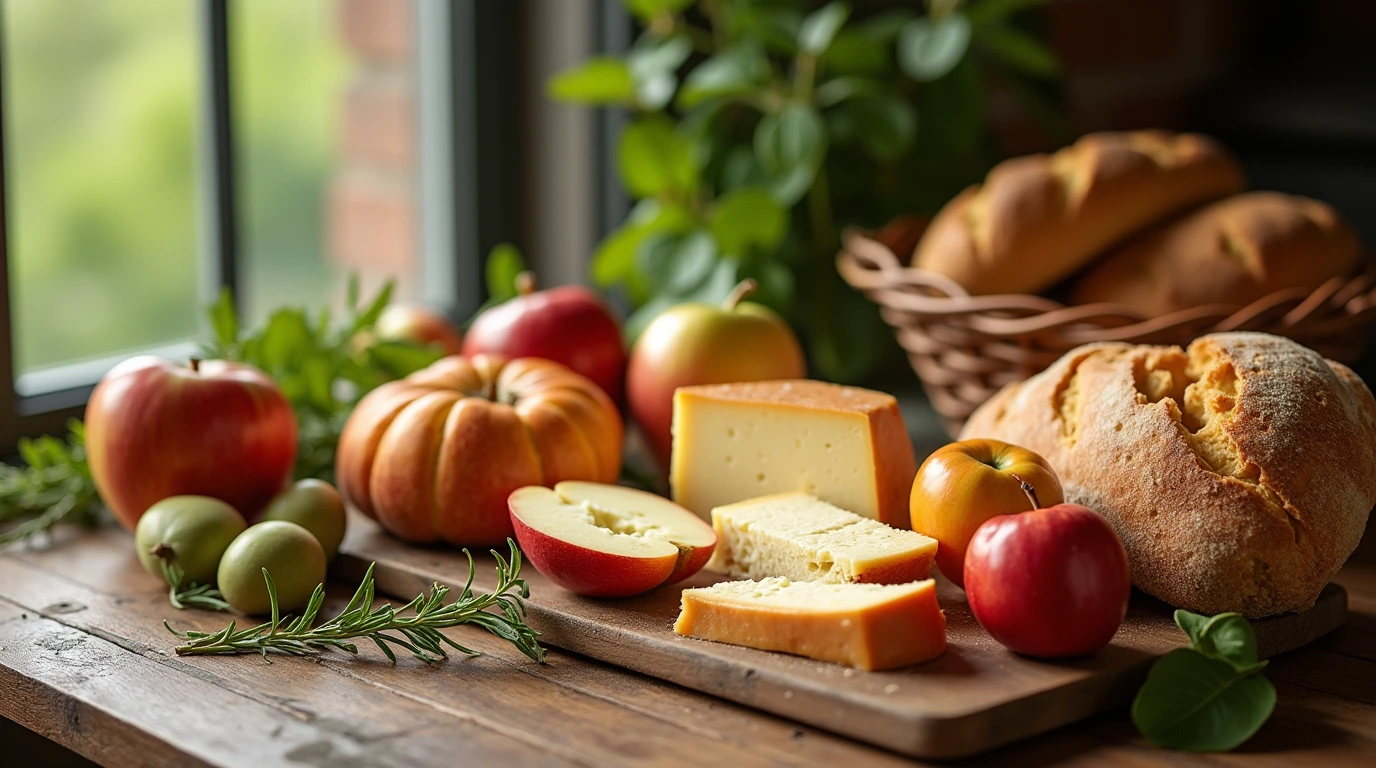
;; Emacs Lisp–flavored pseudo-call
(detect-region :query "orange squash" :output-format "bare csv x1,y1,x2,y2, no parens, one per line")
337,354,623,546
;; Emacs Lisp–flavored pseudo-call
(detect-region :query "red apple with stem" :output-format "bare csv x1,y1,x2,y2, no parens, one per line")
462,272,627,403
963,483,1131,658
86,356,298,531
627,279,806,470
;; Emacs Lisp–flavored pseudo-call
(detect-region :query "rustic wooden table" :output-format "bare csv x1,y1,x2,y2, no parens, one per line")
2,523,1374,768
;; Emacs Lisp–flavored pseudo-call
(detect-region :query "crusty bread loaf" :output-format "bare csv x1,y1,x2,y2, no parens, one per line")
959,332,1376,617
913,131,1245,296
1072,192,1362,315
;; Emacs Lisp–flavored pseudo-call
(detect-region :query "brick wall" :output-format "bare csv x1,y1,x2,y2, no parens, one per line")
329,0,418,300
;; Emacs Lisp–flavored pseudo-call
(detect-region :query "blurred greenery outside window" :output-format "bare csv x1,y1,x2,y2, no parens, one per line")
1,0,358,385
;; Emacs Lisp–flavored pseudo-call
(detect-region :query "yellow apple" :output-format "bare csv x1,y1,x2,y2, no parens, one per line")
909,439,1064,587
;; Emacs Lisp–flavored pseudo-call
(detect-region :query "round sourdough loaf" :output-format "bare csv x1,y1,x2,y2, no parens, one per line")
912,131,1245,296
959,332,1376,617
1071,192,1362,315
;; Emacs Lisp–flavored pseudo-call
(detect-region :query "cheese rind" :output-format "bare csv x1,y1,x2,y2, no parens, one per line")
674,577,946,671
707,492,936,584
670,380,916,527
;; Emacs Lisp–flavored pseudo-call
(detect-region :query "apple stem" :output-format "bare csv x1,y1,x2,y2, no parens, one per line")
1009,473,1041,510
188,358,201,373
723,279,758,310
515,271,537,296
150,543,175,562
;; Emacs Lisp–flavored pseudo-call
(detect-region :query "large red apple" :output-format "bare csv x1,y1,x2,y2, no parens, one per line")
376,304,464,355
627,279,806,469
909,439,1064,587
964,503,1131,658
509,481,716,598
462,272,626,403
86,356,298,531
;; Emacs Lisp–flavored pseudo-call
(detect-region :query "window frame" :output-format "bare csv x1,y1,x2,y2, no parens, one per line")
0,0,509,453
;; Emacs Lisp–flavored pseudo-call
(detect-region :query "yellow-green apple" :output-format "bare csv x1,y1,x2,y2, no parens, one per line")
87,357,297,531
965,503,1130,657
462,272,627,403
376,304,464,355
909,439,1063,587
627,279,806,469
509,481,716,597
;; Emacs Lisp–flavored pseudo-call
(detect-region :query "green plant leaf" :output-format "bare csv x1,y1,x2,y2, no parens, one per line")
736,258,795,315
813,76,882,107
636,230,719,296
369,341,445,380
976,25,1059,77
1175,610,1211,649
708,187,787,256
485,243,527,302
209,287,238,352
592,201,694,302
628,34,693,110
858,9,916,41
547,57,635,104
898,14,972,82
678,45,770,108
849,94,918,160
617,116,697,198
754,104,827,205
622,0,693,20
732,6,804,55
799,2,850,55
1132,649,1277,752
965,0,1050,28
1202,614,1262,670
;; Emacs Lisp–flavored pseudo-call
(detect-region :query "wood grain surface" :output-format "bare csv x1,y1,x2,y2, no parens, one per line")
337,511,1349,759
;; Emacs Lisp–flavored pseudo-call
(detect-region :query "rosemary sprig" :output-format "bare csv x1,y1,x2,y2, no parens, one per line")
166,540,545,664
0,421,103,547
159,560,231,612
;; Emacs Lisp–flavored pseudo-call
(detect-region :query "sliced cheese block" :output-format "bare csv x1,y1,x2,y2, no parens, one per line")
670,380,916,527
708,492,936,584
674,577,946,671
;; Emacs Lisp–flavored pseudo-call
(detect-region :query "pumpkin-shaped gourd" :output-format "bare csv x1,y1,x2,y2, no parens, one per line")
337,354,623,546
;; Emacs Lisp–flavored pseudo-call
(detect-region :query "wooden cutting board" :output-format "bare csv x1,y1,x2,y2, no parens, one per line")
337,511,1347,759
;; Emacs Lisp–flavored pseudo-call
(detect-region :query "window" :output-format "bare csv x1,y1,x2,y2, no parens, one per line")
0,0,540,449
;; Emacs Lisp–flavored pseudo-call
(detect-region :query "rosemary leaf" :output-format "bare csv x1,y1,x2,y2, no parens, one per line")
159,560,231,612
0,421,102,547
168,540,545,664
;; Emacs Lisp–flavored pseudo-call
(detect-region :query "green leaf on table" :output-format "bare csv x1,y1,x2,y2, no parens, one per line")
848,94,918,160
678,45,770,108
898,14,972,82
618,116,697,198
708,187,787,256
799,2,850,55
1175,609,1211,649
622,0,693,20
976,25,1059,77
754,104,827,205
964,0,1050,28
209,287,238,352
1132,649,1277,752
636,230,718,296
1190,611,1263,670
485,243,527,302
548,57,635,104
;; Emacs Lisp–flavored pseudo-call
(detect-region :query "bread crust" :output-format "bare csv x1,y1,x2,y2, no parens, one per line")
960,333,1376,617
914,131,1245,296
1072,192,1362,314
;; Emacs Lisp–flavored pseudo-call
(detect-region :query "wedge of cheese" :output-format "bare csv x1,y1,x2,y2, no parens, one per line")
708,492,936,584
670,380,916,527
674,577,946,671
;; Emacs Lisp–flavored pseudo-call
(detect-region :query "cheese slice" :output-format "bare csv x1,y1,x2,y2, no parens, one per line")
670,380,916,527
674,577,946,671
708,492,936,584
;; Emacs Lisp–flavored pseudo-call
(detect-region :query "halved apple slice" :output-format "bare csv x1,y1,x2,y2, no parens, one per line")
508,482,717,598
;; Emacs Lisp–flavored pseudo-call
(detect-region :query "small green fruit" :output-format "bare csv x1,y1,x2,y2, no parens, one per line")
217,521,327,615
135,496,247,584
261,479,348,561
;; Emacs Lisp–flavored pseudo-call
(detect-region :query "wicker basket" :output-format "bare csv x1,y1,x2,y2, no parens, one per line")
837,227,1376,437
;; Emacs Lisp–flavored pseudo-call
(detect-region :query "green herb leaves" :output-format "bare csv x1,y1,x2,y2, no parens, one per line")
0,421,102,547
167,541,544,665
1132,609,1277,751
